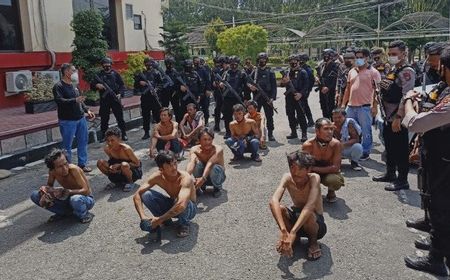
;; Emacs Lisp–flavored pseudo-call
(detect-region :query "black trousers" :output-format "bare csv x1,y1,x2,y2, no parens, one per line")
199,94,210,123
213,90,223,129
429,177,450,258
383,122,409,181
170,92,183,122
302,94,314,123
319,90,336,119
285,96,307,134
141,94,161,133
99,97,126,135
257,97,274,133
222,98,239,135
160,91,171,108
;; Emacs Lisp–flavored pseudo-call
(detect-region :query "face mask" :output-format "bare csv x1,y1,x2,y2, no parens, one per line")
323,56,330,62
184,66,193,72
355,58,365,67
70,72,79,84
103,66,112,72
388,56,400,65
344,61,353,67
230,64,238,70
258,61,266,67
289,62,298,68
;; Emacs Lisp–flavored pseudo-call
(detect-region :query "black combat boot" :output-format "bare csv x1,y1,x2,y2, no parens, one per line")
406,217,431,233
405,252,448,277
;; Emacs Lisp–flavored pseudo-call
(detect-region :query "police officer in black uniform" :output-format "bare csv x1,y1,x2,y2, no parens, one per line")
134,57,164,140
281,54,309,141
372,40,415,191
317,49,339,119
212,56,228,132
219,55,247,139
164,56,183,122
193,56,212,124
180,59,203,115
92,57,127,141
248,52,277,141
298,53,315,127
403,45,450,277
243,57,255,102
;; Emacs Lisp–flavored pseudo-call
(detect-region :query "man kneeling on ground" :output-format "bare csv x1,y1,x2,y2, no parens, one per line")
149,107,182,159
225,104,262,162
179,103,205,147
302,118,344,203
97,127,142,192
269,151,326,260
186,127,226,198
133,151,197,239
30,149,94,223
332,108,363,171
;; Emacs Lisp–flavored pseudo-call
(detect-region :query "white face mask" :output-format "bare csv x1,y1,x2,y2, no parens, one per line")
388,56,400,65
70,72,79,84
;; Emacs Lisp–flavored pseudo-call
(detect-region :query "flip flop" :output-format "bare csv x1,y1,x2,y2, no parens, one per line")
252,155,262,162
176,225,190,238
105,182,117,190
307,245,322,261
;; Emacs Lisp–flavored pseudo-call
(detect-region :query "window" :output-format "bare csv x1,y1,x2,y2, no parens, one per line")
125,4,133,20
0,0,23,51
72,0,118,50
133,15,142,30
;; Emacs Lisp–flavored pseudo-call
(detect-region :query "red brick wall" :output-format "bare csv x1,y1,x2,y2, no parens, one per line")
0,50,165,109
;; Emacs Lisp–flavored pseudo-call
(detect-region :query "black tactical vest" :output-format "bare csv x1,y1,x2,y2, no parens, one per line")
380,65,408,104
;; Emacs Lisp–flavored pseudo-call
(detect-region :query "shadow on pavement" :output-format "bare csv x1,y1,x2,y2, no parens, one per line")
323,197,352,220
267,141,285,148
196,189,228,213
135,222,199,254
229,157,263,169
341,163,369,178
37,216,91,244
395,189,421,208
277,242,333,280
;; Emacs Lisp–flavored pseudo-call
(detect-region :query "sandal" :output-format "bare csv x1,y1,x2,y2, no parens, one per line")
81,166,92,173
47,214,65,223
176,224,190,238
105,182,117,190
307,245,322,261
252,155,262,162
80,213,94,224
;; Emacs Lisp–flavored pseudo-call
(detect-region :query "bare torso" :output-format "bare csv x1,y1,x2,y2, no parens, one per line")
157,121,177,136
52,165,92,195
193,144,225,168
154,170,196,202
106,143,133,161
285,173,323,215
230,118,256,138
302,138,340,167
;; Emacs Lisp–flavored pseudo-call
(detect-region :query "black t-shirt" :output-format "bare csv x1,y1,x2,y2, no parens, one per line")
53,81,87,120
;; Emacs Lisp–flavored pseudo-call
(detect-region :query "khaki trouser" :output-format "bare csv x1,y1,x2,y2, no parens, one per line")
320,173,345,191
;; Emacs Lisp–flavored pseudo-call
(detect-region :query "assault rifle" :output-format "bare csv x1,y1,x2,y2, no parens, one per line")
214,73,244,106
280,69,305,114
150,61,174,89
94,74,120,103
246,75,278,114
139,73,162,108
176,76,199,107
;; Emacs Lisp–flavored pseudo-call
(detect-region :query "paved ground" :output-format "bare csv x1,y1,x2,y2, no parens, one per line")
0,90,445,280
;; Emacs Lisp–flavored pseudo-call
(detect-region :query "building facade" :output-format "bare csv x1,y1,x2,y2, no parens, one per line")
0,0,164,109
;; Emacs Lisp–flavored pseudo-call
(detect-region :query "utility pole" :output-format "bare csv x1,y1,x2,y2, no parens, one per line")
377,4,381,46
232,16,235,27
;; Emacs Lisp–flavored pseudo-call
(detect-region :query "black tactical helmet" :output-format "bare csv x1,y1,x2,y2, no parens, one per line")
288,54,298,62
425,42,445,56
229,55,240,64
183,59,193,67
257,52,268,61
218,55,230,64
101,57,113,65
164,56,175,65
143,57,154,64
297,52,309,62
322,49,333,57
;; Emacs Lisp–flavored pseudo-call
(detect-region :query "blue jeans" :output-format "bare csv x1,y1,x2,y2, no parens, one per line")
59,118,88,167
141,190,197,226
30,190,95,220
342,143,363,162
156,139,182,154
193,162,226,190
346,106,373,155
225,137,260,159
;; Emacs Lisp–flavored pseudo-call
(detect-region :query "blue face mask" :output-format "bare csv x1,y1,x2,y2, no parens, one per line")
355,58,365,67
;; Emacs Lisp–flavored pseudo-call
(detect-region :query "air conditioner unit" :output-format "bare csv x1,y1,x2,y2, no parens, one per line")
35,71,60,85
5,70,32,96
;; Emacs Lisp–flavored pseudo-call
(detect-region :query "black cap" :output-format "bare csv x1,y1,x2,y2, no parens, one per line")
297,52,309,62
229,55,240,64
101,57,112,65
164,56,175,64
257,52,268,60
425,42,445,56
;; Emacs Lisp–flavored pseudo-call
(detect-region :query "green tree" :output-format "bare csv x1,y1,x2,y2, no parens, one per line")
71,9,108,82
217,24,268,60
158,21,190,69
204,18,227,54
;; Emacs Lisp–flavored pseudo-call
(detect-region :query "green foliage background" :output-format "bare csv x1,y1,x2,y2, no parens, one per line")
217,24,268,60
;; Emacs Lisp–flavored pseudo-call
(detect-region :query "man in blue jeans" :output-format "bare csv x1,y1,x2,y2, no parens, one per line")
149,108,182,159
53,63,95,173
133,151,197,239
30,149,94,223
225,104,262,162
186,127,226,198
341,48,381,160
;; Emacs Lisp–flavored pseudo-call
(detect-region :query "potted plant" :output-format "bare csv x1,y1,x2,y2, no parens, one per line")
84,90,100,106
24,74,57,114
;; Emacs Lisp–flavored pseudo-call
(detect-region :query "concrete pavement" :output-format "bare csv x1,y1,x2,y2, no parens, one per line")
0,89,444,280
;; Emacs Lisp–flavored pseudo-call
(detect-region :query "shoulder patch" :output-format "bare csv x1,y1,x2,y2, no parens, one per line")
402,71,411,81
433,95,450,112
